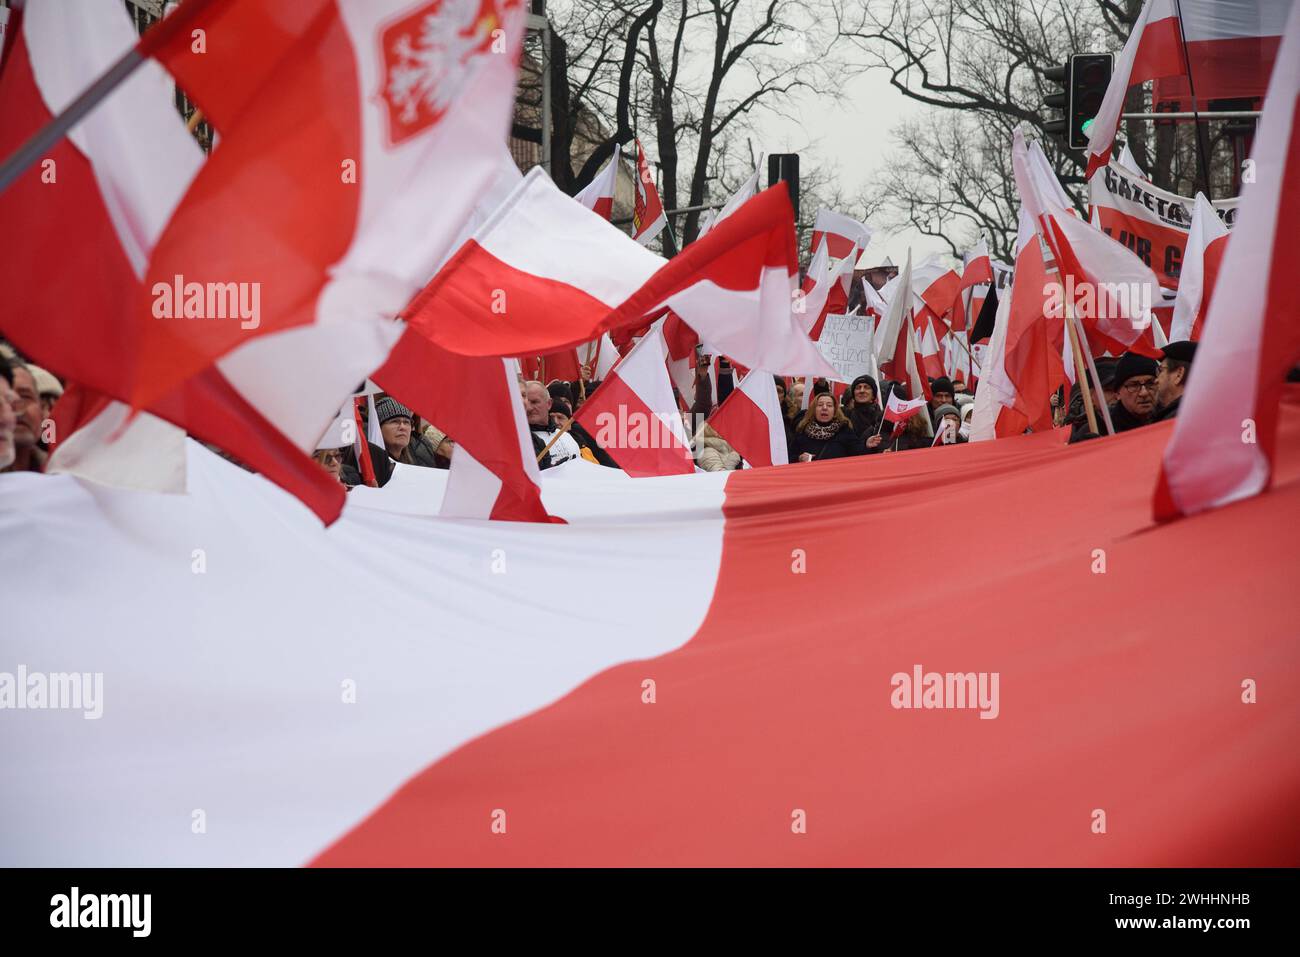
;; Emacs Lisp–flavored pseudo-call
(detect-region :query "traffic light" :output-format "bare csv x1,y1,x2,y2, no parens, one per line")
768,153,799,225
1069,53,1113,150
1042,54,1114,151
1042,64,1069,142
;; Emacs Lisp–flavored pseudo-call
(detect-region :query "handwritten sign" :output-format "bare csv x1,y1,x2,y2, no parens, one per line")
816,313,876,383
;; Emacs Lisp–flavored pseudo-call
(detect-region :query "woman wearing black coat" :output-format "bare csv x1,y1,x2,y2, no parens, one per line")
789,392,864,462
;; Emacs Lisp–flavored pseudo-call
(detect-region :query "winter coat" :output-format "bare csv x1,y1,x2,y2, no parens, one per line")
1068,399,1151,443
696,431,741,471
788,421,862,462
1152,397,1181,422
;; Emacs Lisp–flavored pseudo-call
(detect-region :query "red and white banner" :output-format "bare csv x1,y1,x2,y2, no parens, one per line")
1089,160,1239,291
6,397,1300,864
1156,2,1300,520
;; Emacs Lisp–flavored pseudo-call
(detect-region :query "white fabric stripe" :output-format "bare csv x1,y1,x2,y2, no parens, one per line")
1170,193,1229,341
1180,0,1292,41
46,400,187,493
25,0,204,278
0,441,726,866
476,167,664,308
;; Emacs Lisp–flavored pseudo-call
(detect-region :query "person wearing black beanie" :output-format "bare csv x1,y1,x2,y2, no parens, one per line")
1069,351,1159,443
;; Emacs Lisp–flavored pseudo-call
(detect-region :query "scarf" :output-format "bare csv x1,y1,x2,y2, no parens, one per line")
804,419,843,441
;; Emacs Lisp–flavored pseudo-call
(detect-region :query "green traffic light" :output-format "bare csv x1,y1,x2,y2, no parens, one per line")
1081,118,1095,135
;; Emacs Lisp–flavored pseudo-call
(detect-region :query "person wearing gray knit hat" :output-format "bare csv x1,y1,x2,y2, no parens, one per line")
373,396,414,464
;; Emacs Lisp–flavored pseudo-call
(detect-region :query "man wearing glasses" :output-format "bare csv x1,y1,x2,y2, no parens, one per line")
1152,341,1197,423
1069,352,1159,443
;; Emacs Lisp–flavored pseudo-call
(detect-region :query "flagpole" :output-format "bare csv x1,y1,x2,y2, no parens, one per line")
1063,294,1100,436
1069,306,1117,436
1172,0,1214,200
0,46,147,195
536,417,576,463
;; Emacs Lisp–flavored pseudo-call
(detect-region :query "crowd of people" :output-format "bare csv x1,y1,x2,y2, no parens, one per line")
0,334,1211,486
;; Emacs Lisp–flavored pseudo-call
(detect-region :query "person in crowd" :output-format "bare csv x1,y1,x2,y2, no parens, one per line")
845,374,882,438
1153,341,1197,422
883,410,933,453
932,403,966,445
340,440,393,488
28,364,63,423
1,360,47,473
311,447,347,486
374,397,416,465
1,361,19,470
524,379,582,469
695,424,741,471
790,392,861,462
1069,352,1159,443
790,378,806,411
928,376,956,426
404,413,446,469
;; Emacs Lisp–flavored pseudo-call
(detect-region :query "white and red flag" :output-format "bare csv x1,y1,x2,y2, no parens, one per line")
706,370,789,468
801,208,873,338
1169,192,1230,342
630,137,666,245
874,252,933,407
409,168,836,380
699,162,760,235
573,142,619,220
1156,2,1300,520
0,0,528,523
573,324,694,477
883,389,928,426
1085,0,1293,179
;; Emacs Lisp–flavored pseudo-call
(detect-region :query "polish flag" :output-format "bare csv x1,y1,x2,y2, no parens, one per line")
573,324,694,478
373,325,553,523
1170,193,1230,342
1156,3,1300,521
875,252,932,407
574,142,619,221
11,402,1300,867
861,279,888,322
630,138,666,245
971,204,1063,440
913,261,963,322
809,207,873,262
914,307,948,381
706,370,789,469
407,168,837,380
802,208,873,338
1085,0,1292,179
1014,131,1162,359
882,389,929,426
960,240,994,291
699,162,761,235
0,0,526,523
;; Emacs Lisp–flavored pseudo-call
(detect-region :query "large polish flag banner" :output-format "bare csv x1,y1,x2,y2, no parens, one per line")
8,403,1300,865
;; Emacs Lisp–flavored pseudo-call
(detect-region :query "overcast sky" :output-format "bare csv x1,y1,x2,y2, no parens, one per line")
747,53,958,270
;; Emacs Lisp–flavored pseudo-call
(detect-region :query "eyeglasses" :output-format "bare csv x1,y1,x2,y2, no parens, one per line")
1121,380,1158,394
317,451,343,465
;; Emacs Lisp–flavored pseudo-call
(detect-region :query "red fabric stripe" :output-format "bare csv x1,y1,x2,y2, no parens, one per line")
312,395,1300,865
1192,234,1228,341
374,326,553,523
1131,14,1187,87
135,0,361,408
